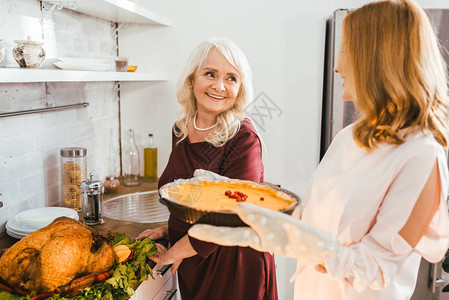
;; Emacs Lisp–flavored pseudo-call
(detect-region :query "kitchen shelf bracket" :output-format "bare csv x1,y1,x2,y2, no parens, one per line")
0,102,89,118
40,0,78,12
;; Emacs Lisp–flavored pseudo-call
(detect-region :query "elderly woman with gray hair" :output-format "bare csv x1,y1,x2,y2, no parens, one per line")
136,37,277,300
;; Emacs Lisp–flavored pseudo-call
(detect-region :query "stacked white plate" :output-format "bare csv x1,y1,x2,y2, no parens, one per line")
6,207,79,239
53,57,113,71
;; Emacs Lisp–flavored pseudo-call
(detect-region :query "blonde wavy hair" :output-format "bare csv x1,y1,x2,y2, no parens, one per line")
343,0,449,150
174,37,254,147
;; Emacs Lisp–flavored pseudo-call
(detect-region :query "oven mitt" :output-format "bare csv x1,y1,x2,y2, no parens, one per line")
192,169,231,181
188,202,341,265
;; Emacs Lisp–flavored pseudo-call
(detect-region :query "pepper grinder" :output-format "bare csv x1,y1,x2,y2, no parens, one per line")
81,174,104,225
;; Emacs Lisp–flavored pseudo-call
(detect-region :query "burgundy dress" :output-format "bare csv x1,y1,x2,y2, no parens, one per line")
158,119,278,300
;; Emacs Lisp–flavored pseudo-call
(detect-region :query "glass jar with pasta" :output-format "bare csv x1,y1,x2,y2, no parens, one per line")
60,147,87,211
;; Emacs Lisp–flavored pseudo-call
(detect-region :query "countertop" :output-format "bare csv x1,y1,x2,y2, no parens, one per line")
0,177,164,250
0,177,299,297
0,178,168,296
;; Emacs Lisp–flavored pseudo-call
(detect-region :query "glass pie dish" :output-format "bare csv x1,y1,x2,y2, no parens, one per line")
159,176,300,227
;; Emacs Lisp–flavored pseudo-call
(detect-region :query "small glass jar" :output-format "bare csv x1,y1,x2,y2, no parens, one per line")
104,176,120,194
60,147,87,211
81,174,104,225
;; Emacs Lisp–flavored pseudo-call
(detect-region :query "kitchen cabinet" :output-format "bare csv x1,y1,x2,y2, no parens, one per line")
131,267,177,300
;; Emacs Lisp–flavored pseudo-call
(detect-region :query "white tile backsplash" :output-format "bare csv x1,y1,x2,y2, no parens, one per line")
0,1,121,234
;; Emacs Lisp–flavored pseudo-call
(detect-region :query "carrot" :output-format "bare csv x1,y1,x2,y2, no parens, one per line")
30,292,57,300
13,287,27,296
0,283,14,294
66,288,82,298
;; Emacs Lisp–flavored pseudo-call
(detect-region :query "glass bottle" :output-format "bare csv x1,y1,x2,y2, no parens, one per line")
144,133,158,182
123,129,140,186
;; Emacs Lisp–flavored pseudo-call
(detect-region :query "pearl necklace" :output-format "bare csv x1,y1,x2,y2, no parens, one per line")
193,113,218,131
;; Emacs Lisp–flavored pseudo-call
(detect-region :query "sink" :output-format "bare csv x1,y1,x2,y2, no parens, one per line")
102,191,169,223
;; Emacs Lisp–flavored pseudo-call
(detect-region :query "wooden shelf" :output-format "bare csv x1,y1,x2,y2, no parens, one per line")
0,68,168,83
42,0,172,26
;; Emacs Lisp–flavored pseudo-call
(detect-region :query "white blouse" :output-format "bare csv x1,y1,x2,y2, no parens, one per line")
294,124,449,300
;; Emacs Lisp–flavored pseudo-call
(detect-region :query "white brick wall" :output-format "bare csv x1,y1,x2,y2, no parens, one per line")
0,0,121,234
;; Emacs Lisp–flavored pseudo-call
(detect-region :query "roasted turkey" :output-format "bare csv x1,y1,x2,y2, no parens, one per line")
0,216,115,295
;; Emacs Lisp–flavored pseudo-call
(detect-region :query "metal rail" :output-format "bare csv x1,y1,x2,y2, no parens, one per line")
0,102,89,118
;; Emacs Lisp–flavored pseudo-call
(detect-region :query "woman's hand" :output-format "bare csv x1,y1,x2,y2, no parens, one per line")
136,225,168,241
149,243,183,274
148,235,197,274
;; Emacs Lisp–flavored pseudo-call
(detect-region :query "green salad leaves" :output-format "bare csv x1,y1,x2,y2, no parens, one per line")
0,232,158,300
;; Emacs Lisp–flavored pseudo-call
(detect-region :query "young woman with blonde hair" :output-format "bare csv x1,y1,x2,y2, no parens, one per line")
137,37,277,300
190,1,449,299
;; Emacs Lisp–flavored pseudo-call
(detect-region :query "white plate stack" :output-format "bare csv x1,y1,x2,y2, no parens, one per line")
6,207,79,239
53,57,113,71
